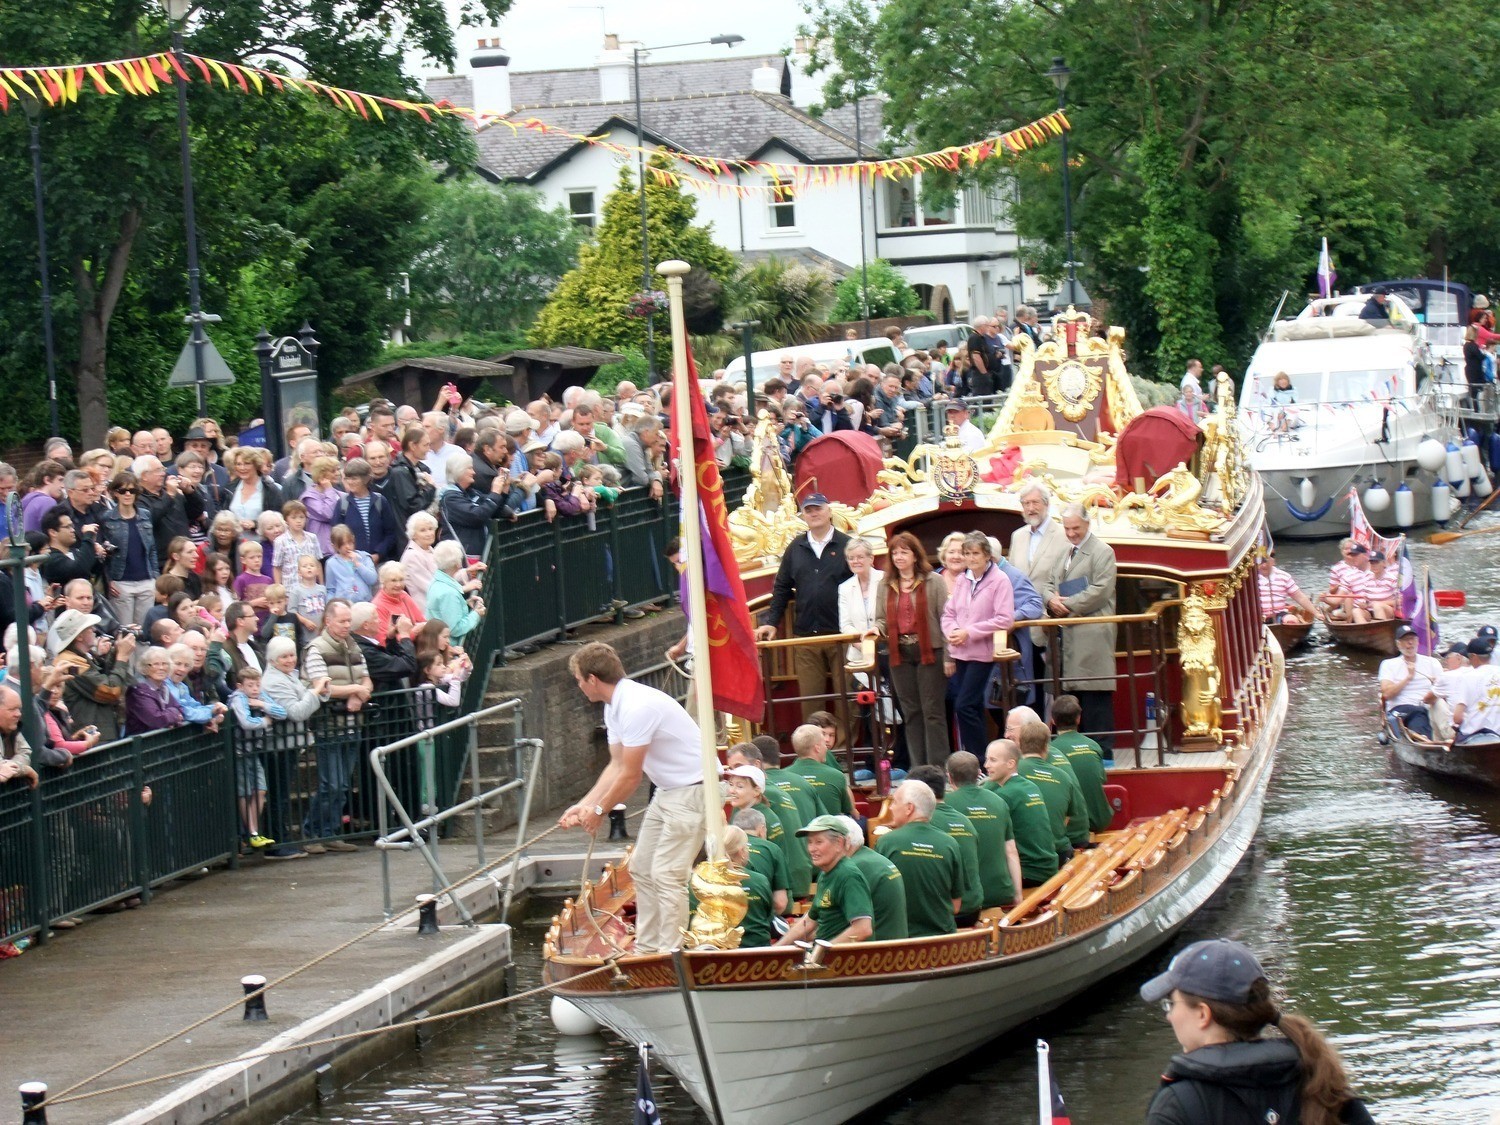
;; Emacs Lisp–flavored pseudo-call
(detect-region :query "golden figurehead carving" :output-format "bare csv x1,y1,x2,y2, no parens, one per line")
684,857,749,950
1178,586,1224,743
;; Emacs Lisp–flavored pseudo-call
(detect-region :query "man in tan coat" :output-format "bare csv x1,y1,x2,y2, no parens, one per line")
1044,504,1118,750
1009,480,1069,686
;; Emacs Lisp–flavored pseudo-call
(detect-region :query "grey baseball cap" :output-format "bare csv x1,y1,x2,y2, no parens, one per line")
1139,938,1266,1005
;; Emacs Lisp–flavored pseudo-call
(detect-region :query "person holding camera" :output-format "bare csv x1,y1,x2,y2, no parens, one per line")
51,608,136,743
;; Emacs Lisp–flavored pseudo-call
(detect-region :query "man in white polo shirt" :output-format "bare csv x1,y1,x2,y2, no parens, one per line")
561,641,704,953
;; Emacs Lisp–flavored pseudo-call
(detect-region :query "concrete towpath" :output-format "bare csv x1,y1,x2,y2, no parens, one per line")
0,796,643,1124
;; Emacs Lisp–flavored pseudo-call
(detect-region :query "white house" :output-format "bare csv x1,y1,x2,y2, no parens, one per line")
426,35,1054,321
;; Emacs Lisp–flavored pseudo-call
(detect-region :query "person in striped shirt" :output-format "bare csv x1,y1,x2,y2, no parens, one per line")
1318,539,1373,623
1364,550,1399,620
1255,550,1320,624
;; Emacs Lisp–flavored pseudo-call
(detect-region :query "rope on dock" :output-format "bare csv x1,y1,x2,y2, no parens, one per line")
38,813,635,1109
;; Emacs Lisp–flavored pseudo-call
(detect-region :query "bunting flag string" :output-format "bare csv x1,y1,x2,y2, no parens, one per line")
0,49,1069,191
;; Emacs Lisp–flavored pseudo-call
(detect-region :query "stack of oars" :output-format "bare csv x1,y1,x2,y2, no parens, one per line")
1001,807,1191,925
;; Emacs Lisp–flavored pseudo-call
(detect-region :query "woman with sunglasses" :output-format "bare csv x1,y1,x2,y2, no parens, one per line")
101,471,158,627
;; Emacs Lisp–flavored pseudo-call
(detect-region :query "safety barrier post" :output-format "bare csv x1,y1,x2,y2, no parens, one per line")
241,974,268,1021
129,740,152,906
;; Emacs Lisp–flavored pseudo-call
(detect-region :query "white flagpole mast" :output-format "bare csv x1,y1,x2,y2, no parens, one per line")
659,258,727,862
1036,1039,1052,1125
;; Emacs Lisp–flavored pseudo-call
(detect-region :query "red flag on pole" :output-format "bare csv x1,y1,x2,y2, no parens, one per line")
668,345,765,721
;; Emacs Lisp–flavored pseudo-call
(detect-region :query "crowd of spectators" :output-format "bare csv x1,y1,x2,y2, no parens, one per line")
0,383,700,952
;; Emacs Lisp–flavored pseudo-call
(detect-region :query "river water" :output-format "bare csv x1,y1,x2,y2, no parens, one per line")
287,534,1500,1124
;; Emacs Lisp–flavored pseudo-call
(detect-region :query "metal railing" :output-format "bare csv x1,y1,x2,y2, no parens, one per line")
1,726,236,946
909,392,1009,447
370,697,541,924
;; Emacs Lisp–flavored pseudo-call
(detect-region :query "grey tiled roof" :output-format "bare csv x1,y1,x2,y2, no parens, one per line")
425,56,788,113
472,91,862,181
816,96,888,152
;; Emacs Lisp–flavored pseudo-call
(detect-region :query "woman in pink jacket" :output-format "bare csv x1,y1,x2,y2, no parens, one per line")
940,531,1015,757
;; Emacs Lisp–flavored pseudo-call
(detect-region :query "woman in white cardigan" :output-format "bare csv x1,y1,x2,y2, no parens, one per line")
399,511,441,610
837,538,883,670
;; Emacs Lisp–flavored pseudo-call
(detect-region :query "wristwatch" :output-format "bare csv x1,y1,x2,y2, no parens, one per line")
591,804,605,817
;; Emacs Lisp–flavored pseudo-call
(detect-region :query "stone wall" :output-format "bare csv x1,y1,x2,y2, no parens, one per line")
479,609,686,819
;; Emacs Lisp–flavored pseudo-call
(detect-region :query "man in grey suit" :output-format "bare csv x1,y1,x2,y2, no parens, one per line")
1009,480,1069,691
1044,504,1118,750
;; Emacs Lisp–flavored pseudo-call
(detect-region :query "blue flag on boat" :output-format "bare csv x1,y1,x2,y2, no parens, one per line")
635,1043,662,1124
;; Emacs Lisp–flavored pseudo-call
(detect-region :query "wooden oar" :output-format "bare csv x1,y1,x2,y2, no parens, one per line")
1430,485,1500,543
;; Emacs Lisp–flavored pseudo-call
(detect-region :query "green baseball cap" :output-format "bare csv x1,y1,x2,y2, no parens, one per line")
796,814,851,838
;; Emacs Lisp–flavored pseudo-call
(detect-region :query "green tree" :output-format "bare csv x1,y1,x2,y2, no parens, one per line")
726,256,835,346
408,178,583,338
831,259,918,321
0,0,508,447
802,0,1486,378
531,157,736,356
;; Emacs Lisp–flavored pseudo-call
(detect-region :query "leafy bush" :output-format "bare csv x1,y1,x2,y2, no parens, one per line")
831,259,920,321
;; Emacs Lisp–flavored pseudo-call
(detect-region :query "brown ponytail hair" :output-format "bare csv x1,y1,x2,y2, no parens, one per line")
1179,979,1360,1125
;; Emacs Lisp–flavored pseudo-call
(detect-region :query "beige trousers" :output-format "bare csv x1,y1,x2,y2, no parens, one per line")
631,783,706,952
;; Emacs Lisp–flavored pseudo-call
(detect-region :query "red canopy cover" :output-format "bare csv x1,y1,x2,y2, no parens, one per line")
1114,406,1204,491
793,431,884,507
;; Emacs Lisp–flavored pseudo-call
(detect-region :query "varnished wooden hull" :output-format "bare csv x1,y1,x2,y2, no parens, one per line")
544,681,1285,1125
1327,617,1405,656
1392,732,1500,790
1268,618,1315,654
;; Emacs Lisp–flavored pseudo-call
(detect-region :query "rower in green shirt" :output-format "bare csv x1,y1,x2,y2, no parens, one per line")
776,815,874,946
732,807,790,915
983,737,1059,887
723,826,775,948
1016,719,1078,863
834,815,909,941
907,764,984,924
875,781,964,936
729,742,813,898
1006,707,1089,852
785,722,856,817
1050,694,1114,833
943,750,1022,908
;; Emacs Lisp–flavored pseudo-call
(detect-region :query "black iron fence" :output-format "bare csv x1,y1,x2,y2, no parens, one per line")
0,687,463,946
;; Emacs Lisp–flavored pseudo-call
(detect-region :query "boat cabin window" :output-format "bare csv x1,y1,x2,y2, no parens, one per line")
1243,369,1319,408
1325,367,1410,404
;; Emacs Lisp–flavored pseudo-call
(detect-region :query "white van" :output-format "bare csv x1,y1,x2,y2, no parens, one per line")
723,337,901,390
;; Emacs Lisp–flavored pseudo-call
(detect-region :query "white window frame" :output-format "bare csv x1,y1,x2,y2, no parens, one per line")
566,188,598,231
765,175,798,233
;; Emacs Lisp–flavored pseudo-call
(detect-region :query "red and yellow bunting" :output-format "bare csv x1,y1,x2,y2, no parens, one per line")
0,50,1069,192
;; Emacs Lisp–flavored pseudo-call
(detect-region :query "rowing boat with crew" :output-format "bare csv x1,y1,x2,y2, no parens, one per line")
544,301,1287,1125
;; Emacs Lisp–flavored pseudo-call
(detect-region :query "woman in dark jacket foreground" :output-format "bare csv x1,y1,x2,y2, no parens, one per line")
1140,938,1374,1125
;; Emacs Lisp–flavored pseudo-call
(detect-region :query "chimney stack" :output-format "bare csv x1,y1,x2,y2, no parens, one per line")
597,33,631,103
470,36,511,118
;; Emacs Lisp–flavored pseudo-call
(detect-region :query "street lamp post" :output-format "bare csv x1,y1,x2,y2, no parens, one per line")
1046,56,1083,309
852,88,871,338
632,33,743,378
18,93,58,437
166,0,209,414
728,319,760,408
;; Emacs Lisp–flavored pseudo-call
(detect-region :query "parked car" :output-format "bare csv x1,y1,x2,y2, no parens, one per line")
723,337,901,389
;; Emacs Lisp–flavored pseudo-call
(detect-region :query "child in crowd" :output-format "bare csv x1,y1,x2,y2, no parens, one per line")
255,510,287,581
227,666,287,849
233,540,273,622
196,591,226,632
578,464,620,505
287,554,328,632
259,584,305,652
324,524,376,601
204,553,236,612
274,500,323,586
141,575,185,637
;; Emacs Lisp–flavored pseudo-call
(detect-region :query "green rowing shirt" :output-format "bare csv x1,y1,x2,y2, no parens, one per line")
745,834,789,898
945,783,1017,907
1016,757,1072,850
876,821,963,936
786,756,855,817
927,802,984,915
809,855,873,942
1052,731,1113,832
997,774,1059,885
761,786,813,898
845,846,909,941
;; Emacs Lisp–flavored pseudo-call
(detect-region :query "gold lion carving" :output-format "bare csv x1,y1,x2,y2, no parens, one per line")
1177,590,1223,743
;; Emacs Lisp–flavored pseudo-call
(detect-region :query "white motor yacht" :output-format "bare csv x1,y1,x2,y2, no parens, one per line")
1240,293,1463,539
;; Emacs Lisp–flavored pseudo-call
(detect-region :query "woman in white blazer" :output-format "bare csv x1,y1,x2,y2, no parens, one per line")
837,537,882,668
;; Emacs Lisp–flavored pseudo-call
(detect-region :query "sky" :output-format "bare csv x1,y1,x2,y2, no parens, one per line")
417,0,810,77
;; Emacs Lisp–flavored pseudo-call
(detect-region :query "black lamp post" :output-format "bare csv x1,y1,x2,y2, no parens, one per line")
17,91,58,438
166,0,212,414
728,319,760,408
633,33,743,378
1045,56,1085,309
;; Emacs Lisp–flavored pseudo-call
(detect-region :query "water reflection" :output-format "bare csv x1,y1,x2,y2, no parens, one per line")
288,535,1500,1124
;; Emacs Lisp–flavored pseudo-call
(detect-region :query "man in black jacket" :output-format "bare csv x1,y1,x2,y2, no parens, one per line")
134,455,201,546
39,508,96,590
755,493,852,719
351,602,418,692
